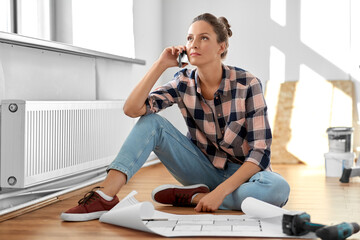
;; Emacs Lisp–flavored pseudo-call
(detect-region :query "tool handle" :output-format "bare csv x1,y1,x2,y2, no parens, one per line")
303,222,325,232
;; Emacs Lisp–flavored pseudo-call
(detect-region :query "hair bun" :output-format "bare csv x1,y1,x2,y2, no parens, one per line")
218,16,232,37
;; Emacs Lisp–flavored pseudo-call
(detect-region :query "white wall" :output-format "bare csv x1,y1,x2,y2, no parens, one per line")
132,0,164,94
162,0,351,83
0,43,96,100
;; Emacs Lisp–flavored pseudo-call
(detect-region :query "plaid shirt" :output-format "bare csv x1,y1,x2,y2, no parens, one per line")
145,65,272,171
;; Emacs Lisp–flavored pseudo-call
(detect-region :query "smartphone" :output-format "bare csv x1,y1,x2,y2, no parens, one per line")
178,51,188,68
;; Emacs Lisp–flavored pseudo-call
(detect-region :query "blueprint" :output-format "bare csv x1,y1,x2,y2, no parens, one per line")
99,191,315,238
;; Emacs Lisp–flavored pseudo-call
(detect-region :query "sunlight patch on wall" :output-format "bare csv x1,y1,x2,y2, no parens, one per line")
350,0,360,81
330,86,352,127
266,46,286,129
287,64,333,166
300,0,350,73
270,0,287,27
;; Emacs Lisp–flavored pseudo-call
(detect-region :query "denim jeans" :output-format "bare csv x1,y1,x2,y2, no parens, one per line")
108,114,290,210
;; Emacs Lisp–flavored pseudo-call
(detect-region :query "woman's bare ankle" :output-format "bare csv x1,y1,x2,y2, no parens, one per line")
100,170,127,197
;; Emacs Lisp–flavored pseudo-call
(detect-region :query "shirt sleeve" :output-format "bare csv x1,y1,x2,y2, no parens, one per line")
244,77,272,170
144,74,181,116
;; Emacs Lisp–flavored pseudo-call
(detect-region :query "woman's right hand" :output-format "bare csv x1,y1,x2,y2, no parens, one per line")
123,46,187,118
157,45,188,69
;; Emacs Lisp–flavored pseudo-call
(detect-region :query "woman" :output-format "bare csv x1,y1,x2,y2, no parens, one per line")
61,13,290,222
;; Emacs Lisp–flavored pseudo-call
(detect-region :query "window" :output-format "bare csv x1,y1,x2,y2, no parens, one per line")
72,0,135,58
1,0,135,58
0,0,12,32
17,0,52,40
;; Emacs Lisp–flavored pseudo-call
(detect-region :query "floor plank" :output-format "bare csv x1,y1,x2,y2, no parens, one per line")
0,163,359,240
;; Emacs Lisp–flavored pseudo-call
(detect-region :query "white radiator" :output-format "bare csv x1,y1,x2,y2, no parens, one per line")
0,100,133,188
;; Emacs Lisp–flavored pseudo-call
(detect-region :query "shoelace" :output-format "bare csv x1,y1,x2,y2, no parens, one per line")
174,193,191,206
78,186,103,205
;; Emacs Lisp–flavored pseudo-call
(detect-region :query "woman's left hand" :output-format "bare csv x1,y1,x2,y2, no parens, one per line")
194,188,226,212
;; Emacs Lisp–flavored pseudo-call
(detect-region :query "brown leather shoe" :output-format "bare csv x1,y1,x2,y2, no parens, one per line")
61,187,119,221
151,184,209,206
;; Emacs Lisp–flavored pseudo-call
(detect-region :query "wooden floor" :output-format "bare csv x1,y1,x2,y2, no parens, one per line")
0,163,359,240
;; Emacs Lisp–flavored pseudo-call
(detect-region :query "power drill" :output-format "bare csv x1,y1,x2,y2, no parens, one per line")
282,212,360,240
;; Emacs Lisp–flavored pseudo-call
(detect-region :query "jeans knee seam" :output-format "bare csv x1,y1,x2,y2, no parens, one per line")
127,129,157,171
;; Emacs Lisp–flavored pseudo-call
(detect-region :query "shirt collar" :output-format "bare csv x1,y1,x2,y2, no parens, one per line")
193,64,230,97
217,64,231,96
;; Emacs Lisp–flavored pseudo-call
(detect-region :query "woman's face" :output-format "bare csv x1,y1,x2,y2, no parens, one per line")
186,20,225,67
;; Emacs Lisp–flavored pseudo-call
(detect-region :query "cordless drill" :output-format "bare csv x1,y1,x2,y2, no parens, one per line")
282,212,360,240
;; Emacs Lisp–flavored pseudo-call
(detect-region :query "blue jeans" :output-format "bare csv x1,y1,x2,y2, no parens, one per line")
108,114,290,210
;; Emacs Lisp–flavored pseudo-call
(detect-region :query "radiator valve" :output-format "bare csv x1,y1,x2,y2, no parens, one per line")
8,176,17,186
8,103,18,113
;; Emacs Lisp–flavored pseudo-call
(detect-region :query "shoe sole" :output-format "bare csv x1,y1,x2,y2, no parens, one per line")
151,184,209,204
60,210,108,222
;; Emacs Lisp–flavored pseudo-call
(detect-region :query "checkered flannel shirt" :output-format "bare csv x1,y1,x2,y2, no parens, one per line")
144,65,272,170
